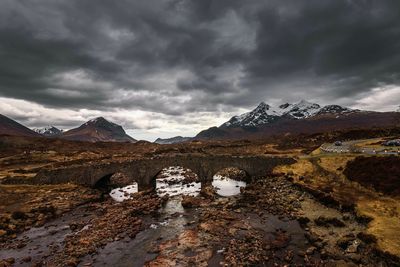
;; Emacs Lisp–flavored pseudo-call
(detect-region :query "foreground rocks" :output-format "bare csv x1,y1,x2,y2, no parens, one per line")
1,175,399,266
146,175,399,266
50,191,165,266
0,184,101,243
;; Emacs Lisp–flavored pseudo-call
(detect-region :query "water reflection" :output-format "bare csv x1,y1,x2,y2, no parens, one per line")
109,183,138,202
212,175,246,197
156,166,201,197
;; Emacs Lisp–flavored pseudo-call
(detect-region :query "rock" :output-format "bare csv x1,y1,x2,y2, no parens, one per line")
7,224,16,231
297,216,310,226
200,185,216,199
11,211,27,220
337,234,355,250
22,256,31,262
16,242,26,248
0,229,7,237
345,240,360,253
306,246,317,255
181,196,202,208
65,258,79,266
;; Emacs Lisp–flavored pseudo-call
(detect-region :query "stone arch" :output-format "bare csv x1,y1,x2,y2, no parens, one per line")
93,171,134,190
93,173,115,190
213,167,251,182
150,165,201,188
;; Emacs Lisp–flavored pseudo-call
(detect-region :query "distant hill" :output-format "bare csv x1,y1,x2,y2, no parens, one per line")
33,126,63,137
61,117,136,142
154,136,191,144
196,101,400,140
0,114,41,137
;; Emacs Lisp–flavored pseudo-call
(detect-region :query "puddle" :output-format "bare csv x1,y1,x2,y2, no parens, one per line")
156,166,201,197
109,183,138,202
212,175,246,197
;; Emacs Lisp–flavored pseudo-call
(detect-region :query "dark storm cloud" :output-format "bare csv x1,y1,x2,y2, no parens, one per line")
1,0,400,117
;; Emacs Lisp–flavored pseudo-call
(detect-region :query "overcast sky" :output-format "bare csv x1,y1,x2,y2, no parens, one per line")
1,0,400,141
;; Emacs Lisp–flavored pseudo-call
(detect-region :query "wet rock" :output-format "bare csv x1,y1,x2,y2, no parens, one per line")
21,256,31,262
200,185,216,199
0,258,15,267
272,229,291,248
181,195,202,208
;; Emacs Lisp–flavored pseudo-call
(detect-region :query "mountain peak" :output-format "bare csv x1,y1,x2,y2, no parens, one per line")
256,102,269,109
33,125,62,136
88,116,109,124
62,117,135,142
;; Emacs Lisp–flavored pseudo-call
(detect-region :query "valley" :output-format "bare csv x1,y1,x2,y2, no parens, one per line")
2,1,400,266
0,133,399,266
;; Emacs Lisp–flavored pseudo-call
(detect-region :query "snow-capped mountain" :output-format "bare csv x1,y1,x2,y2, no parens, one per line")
222,102,281,128
196,102,400,140
221,100,355,128
33,126,63,137
316,105,354,115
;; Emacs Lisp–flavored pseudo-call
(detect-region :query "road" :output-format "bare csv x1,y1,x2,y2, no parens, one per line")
320,139,400,155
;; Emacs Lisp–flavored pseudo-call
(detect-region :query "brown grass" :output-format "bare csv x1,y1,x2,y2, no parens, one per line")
275,154,400,256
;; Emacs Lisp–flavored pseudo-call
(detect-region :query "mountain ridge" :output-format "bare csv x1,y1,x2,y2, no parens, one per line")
221,100,356,128
0,114,41,137
196,101,400,140
154,136,192,144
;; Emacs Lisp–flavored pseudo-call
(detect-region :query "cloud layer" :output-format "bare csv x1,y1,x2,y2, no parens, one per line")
1,0,400,139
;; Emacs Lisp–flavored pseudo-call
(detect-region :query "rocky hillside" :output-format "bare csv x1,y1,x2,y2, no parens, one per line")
0,114,41,137
61,117,136,142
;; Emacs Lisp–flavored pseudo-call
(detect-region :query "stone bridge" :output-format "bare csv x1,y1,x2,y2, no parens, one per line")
32,155,295,189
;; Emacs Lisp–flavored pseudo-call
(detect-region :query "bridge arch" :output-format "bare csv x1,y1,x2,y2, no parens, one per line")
212,167,250,182
94,172,135,190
